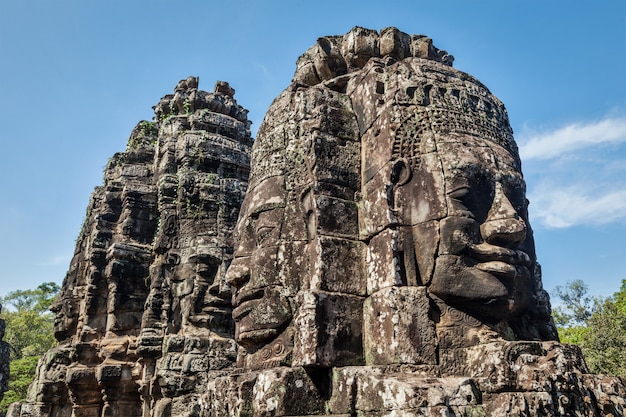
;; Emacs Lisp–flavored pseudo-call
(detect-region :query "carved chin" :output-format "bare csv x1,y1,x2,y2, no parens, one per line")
429,255,530,318
236,328,282,348
233,292,292,349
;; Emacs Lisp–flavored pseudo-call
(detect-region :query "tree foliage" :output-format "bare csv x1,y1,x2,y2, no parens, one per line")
2,282,59,315
552,279,626,376
552,279,601,328
0,282,60,414
0,356,39,408
1,282,59,359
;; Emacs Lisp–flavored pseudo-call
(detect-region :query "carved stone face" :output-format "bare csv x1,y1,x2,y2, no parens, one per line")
170,250,232,334
190,253,231,324
395,134,534,318
50,297,79,342
225,177,293,349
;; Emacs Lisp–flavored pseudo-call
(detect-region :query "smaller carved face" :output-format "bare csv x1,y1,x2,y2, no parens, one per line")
191,252,233,333
170,249,232,334
50,298,79,341
396,135,534,318
225,177,293,349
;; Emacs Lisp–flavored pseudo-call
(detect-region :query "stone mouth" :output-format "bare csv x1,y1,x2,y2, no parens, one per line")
203,305,231,317
204,294,230,309
234,287,264,306
475,261,531,282
232,288,264,320
469,243,532,267
236,328,279,346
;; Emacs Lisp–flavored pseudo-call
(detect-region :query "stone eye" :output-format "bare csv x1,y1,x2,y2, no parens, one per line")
447,186,478,219
256,225,274,246
448,186,470,201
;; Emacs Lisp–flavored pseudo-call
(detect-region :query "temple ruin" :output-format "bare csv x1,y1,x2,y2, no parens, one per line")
5,27,625,417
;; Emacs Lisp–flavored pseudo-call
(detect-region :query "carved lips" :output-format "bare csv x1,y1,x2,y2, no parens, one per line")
470,242,532,281
231,285,292,347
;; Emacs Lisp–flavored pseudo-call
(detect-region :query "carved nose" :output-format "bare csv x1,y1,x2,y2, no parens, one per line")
225,259,250,289
208,279,230,298
480,184,526,247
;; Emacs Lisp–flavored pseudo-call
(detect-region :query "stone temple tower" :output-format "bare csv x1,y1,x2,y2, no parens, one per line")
8,78,251,417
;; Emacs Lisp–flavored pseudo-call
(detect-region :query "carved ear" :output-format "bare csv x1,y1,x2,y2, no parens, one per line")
390,158,412,186
300,188,316,241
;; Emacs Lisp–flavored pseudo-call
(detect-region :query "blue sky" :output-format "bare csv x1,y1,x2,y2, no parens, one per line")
1,1,625,304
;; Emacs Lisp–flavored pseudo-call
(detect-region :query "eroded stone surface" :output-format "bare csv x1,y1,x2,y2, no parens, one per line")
9,27,626,417
226,25,556,375
10,78,251,417
221,26,625,416
0,305,9,405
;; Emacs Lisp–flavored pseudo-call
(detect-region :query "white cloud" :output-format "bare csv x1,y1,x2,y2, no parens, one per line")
529,184,626,229
520,114,626,229
518,116,626,160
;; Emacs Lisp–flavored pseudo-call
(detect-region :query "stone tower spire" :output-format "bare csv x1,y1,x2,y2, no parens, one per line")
8,78,252,417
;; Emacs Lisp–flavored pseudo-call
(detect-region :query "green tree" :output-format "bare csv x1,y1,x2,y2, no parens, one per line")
1,282,59,359
580,281,626,376
551,279,600,345
2,282,59,314
552,279,626,376
614,280,626,312
0,282,60,413
0,356,39,408
552,279,601,327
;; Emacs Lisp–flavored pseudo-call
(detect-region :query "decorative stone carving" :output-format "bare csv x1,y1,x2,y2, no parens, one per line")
10,79,251,417
8,26,626,417
216,26,625,416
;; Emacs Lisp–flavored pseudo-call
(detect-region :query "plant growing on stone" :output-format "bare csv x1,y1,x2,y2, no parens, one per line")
183,100,192,116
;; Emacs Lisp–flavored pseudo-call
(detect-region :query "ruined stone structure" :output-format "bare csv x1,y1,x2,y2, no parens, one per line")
6,78,251,417
0,305,9,405
6,27,626,416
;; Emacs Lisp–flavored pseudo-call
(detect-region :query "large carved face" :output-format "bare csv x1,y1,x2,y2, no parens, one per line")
395,134,534,318
225,177,293,349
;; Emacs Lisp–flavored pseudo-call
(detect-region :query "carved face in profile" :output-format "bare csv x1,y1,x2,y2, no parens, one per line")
190,253,232,330
394,134,534,318
225,176,294,349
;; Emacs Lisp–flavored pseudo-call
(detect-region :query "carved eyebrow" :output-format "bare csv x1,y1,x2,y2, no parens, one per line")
497,173,525,188
248,198,286,217
189,253,221,265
